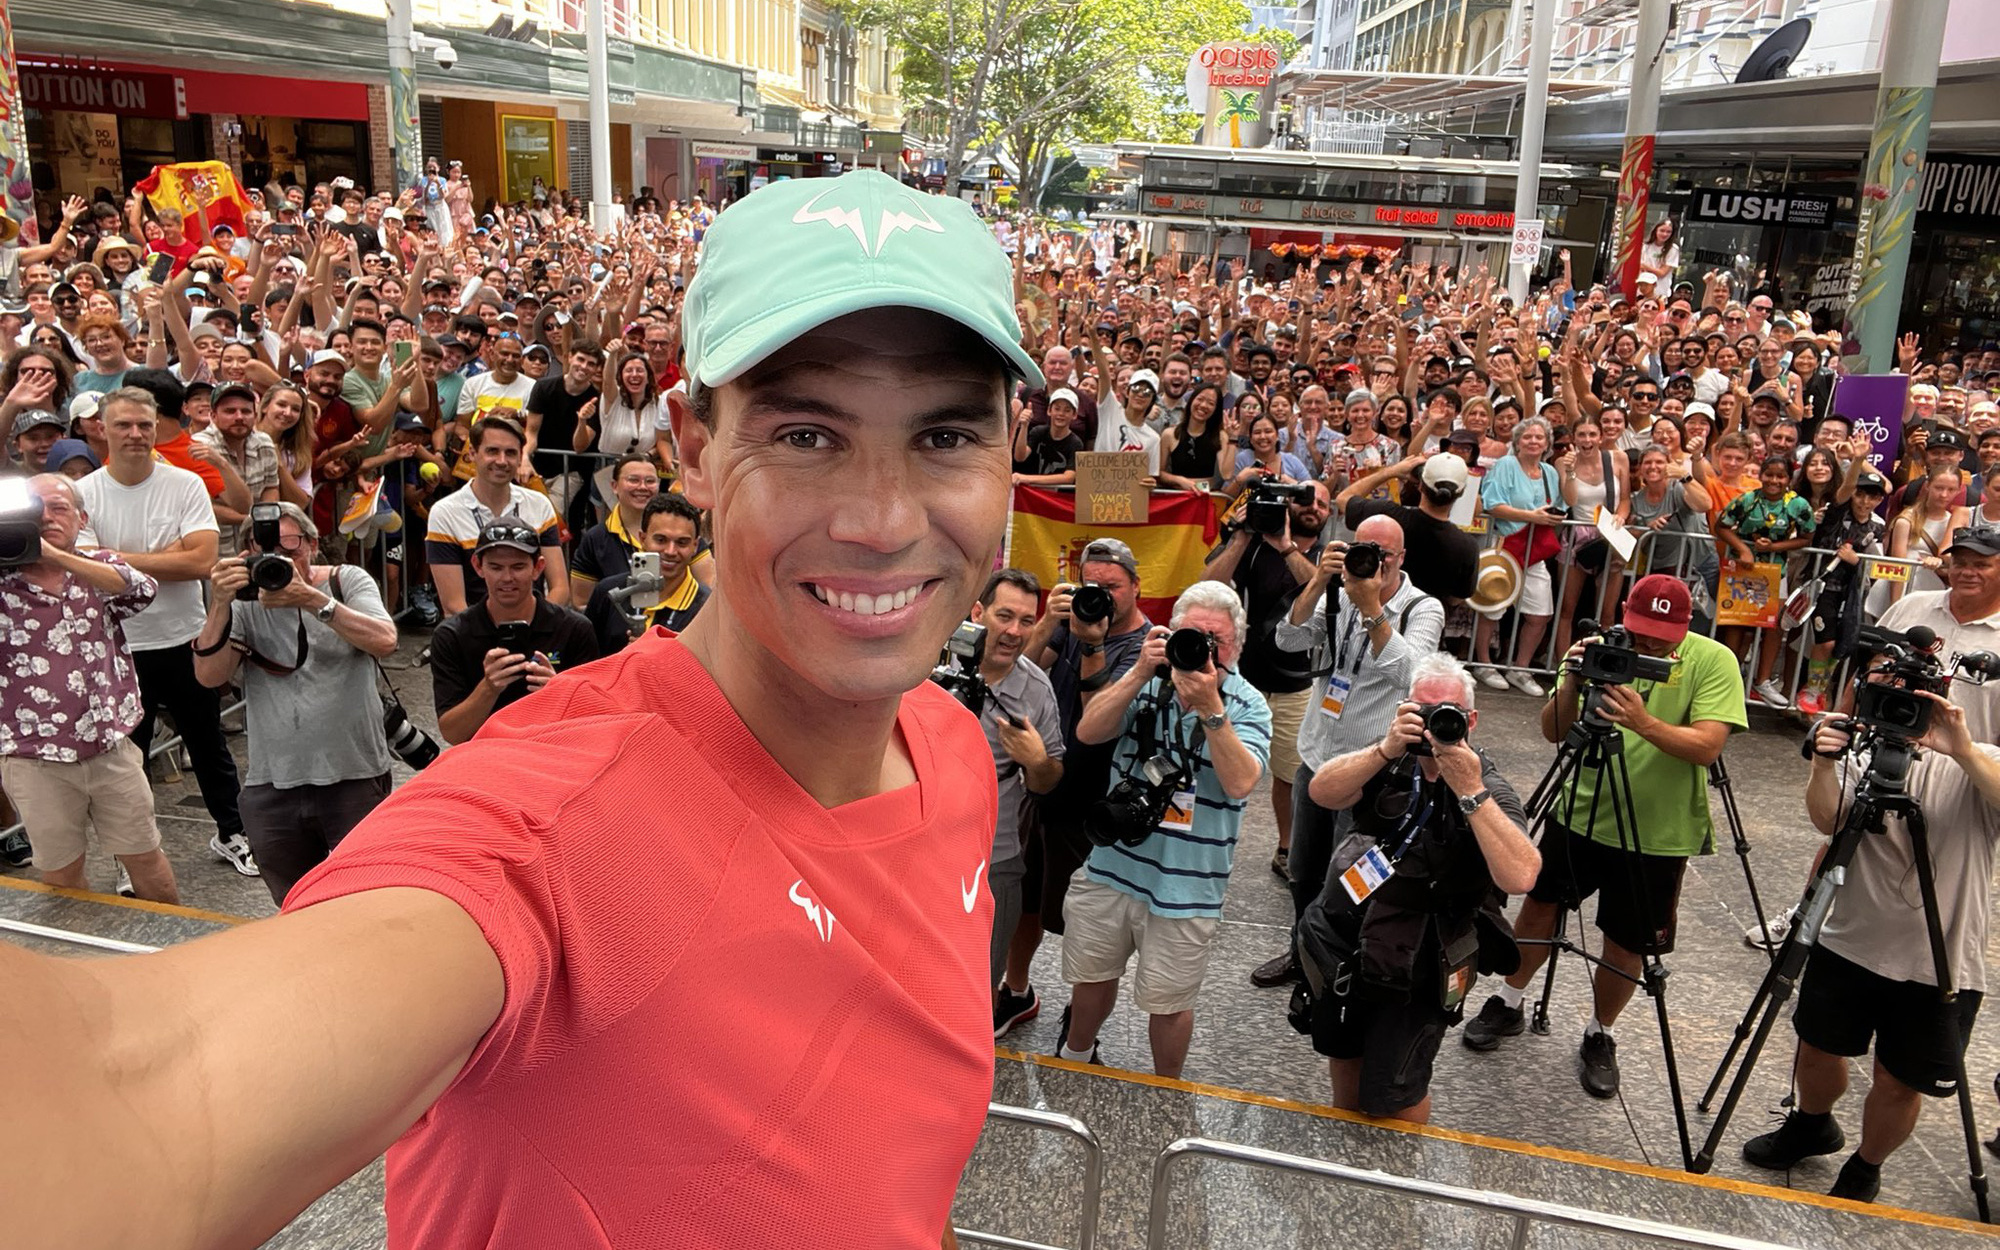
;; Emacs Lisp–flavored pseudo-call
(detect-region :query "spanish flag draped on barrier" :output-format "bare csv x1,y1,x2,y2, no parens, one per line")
1006,486,1224,624
132,160,252,236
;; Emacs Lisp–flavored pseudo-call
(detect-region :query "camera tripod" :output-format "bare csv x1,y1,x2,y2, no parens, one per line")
1694,740,1992,1222
1518,690,1696,1170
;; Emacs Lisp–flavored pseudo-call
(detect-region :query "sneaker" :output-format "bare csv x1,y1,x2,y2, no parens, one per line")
413,585,443,627
1474,665,1509,691
1462,995,1525,1051
209,832,261,878
1828,1153,1882,1203
1052,1004,1101,1066
1506,671,1546,698
1743,906,1796,950
1796,686,1827,716
1744,1109,1846,1170
993,984,1040,1040
0,830,30,868
1754,678,1789,708
115,864,136,898
1270,846,1289,880
1251,950,1301,989
1579,1030,1620,1098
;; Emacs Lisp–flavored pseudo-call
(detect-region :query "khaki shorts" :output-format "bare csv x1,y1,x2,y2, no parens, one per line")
1260,686,1312,784
1060,871,1221,1015
0,738,162,871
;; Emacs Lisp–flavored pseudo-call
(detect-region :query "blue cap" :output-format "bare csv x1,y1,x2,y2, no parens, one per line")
46,438,100,471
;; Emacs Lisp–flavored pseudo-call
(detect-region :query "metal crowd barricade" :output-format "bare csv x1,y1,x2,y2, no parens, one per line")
1143,1137,1801,1250
956,1102,1103,1250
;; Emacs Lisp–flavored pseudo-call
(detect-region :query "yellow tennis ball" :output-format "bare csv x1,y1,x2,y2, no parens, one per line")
420,462,440,482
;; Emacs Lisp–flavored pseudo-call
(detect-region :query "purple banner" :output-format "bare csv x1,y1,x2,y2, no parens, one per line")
1831,373,1912,475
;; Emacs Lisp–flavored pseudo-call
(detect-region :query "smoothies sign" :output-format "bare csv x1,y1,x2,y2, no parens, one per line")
1185,43,1281,149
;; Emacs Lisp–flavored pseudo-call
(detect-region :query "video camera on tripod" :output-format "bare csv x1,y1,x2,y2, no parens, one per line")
1243,478,1317,536
927,620,991,714
1821,623,2000,790
1569,619,1677,728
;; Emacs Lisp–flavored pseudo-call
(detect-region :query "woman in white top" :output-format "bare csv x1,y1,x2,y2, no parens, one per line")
258,382,315,509
577,353,663,517
1552,414,1630,659
1871,469,1967,614
1640,219,1681,285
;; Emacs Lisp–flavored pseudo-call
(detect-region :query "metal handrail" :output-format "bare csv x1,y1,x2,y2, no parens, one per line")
1145,1137,1801,1250
956,1103,1102,1250
0,917,160,955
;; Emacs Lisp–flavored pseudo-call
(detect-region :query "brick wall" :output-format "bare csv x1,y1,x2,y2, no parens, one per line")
366,84,395,195
206,114,244,171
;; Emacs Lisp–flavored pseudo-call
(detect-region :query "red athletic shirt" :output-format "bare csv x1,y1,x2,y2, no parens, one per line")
285,630,999,1248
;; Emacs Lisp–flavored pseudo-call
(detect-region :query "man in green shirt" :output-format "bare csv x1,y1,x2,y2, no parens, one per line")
1461,574,1746,1098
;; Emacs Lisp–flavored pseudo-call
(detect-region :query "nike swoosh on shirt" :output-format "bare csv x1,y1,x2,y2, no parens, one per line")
961,860,988,913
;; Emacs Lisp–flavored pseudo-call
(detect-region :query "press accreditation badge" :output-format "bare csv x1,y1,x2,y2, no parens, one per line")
1319,674,1354,720
1339,845,1394,905
1159,789,1196,834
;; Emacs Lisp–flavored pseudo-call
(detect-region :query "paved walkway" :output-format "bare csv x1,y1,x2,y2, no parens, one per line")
6,645,1999,1244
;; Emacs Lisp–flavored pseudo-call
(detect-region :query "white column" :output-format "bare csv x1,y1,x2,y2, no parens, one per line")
1506,0,1555,303
587,0,618,227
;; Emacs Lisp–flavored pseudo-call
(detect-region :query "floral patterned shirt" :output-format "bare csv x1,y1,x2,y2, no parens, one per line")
1,553,158,763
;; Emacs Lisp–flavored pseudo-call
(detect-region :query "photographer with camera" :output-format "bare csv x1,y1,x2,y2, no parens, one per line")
996,537,1153,1037
192,502,402,905
1292,654,1540,1122
1463,574,1746,1099
1203,478,1330,876
1251,514,1444,987
0,474,178,900
1051,581,1271,1076
431,518,598,745
1745,528,2000,1203
962,570,1066,998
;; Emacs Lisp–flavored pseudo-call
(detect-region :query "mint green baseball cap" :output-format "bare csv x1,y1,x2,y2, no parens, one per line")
682,170,1043,394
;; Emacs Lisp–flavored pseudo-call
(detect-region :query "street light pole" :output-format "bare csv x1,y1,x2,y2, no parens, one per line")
1508,0,1555,305
586,0,616,229
386,0,424,196
1611,0,1669,299
1841,0,1949,375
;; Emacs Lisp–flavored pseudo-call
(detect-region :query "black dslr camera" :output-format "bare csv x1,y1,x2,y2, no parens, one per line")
0,477,43,567
1164,627,1217,673
1245,478,1318,535
1405,702,1470,757
1341,540,1382,580
1069,583,1114,625
1087,752,1190,848
237,503,296,601
928,620,991,714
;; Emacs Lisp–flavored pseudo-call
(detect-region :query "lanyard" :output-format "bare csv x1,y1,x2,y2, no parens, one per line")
1330,598,1364,675
1386,772,1434,863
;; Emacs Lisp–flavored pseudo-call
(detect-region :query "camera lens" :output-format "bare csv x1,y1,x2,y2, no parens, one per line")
1423,703,1469,746
1165,627,1216,672
250,553,295,591
1343,542,1381,580
1071,583,1114,625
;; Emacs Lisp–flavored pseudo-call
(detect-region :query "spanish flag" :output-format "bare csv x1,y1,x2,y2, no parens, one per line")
133,161,252,237
1006,487,1224,624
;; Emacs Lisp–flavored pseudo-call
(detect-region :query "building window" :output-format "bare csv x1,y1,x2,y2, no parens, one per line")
802,28,824,104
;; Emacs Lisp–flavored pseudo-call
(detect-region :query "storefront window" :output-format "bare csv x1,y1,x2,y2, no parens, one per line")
1909,231,2000,351
501,115,558,204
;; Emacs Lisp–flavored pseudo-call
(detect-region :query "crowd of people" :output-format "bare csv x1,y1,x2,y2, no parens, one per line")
1,164,1997,1241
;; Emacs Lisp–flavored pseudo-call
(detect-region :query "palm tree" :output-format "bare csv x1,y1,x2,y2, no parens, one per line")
1219,90,1260,148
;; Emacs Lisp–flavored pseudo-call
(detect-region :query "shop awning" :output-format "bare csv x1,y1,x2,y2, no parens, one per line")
1279,68,1617,123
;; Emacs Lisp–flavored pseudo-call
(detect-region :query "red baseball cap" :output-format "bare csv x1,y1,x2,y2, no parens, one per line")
1624,574,1692,642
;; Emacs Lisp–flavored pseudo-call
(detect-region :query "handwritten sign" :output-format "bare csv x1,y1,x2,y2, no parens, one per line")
1865,558,1911,584
1716,562,1783,628
1075,452,1152,525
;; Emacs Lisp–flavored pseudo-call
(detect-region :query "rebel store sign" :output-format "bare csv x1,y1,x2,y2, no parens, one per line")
20,64,187,120
1688,189,1836,228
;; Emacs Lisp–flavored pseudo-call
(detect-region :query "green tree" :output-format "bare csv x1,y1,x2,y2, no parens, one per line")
839,0,1284,205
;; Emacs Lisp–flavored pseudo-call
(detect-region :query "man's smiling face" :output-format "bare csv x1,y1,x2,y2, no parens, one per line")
675,306,1012,706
